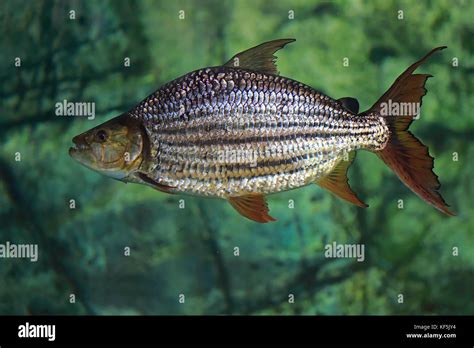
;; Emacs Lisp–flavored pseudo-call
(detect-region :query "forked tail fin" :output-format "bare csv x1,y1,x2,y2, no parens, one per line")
362,46,455,216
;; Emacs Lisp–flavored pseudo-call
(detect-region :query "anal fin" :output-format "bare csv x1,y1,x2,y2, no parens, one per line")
228,194,276,223
317,152,368,208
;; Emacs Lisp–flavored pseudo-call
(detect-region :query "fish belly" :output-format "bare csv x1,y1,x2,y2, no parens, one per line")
132,67,388,197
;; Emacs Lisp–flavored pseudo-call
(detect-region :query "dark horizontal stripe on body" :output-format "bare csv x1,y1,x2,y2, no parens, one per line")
156,146,341,181
158,156,334,182
157,130,374,147
157,117,357,135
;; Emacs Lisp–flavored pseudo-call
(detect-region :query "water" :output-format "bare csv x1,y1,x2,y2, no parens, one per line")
0,0,472,315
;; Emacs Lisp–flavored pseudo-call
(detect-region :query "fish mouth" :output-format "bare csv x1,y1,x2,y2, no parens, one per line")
69,136,90,156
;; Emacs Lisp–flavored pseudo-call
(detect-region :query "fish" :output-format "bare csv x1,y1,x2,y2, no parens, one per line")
69,39,455,223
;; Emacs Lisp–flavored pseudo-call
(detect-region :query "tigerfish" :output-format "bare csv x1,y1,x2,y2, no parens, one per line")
69,39,455,222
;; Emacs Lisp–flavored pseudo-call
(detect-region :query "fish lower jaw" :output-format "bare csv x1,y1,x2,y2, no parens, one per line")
68,146,91,162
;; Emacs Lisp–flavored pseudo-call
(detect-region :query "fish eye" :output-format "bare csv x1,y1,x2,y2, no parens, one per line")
96,129,108,142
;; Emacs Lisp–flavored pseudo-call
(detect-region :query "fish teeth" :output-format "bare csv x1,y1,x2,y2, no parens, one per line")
73,143,88,150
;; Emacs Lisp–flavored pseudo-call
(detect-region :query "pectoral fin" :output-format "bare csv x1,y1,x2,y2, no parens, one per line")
317,152,368,208
227,194,276,223
223,39,295,75
137,172,176,194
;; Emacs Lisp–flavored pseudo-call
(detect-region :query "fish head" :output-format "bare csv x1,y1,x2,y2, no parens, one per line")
69,114,146,180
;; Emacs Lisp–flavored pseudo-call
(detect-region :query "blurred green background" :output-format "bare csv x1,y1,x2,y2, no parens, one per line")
0,0,473,315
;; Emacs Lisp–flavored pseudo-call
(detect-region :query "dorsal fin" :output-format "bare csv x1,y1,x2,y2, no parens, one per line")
337,97,359,114
227,193,276,223
223,39,295,75
316,151,368,208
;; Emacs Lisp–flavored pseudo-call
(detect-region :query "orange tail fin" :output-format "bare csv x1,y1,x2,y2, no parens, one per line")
362,47,455,216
